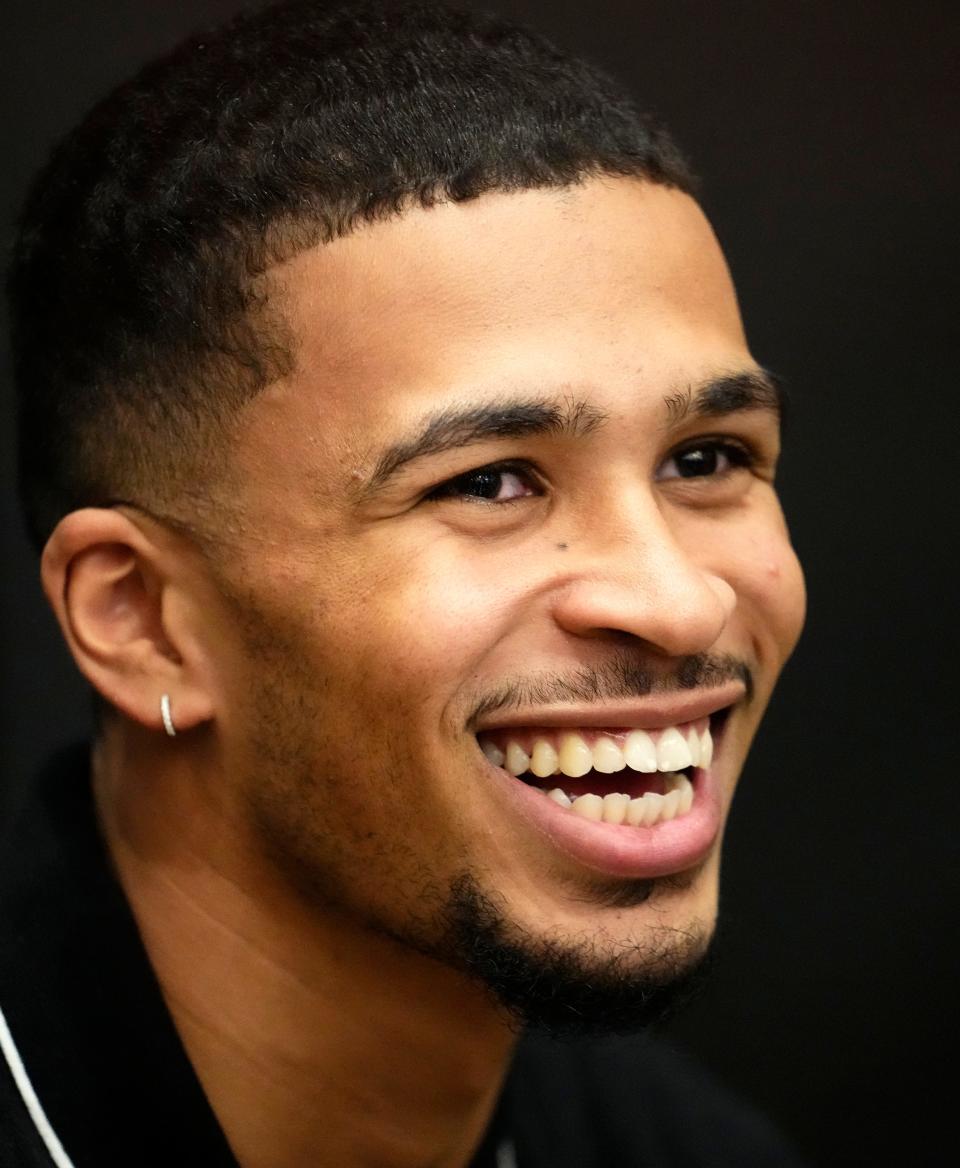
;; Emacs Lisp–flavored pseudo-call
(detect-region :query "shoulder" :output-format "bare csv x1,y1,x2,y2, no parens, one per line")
504,1030,808,1168
0,1028,61,1168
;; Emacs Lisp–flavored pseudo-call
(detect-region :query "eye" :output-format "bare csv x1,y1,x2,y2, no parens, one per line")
425,461,540,503
657,439,754,481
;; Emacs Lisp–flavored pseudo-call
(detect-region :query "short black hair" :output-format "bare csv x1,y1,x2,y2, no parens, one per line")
8,0,694,549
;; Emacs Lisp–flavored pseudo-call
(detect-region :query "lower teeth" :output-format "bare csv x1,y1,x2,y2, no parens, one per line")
545,773,693,827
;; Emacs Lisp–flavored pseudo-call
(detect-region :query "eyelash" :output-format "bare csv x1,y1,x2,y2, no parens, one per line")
661,437,757,480
424,460,539,504
423,438,758,504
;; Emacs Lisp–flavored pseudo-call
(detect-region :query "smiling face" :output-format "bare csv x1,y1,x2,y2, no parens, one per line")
199,178,805,1028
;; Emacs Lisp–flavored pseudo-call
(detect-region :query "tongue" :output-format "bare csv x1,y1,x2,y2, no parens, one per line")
526,771,670,799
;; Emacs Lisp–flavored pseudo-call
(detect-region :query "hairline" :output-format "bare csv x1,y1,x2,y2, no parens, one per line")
89,171,692,544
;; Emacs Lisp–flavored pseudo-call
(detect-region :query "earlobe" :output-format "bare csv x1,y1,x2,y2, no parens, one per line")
41,508,215,735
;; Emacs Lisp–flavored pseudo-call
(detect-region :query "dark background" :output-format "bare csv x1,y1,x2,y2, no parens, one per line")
2,3,956,1165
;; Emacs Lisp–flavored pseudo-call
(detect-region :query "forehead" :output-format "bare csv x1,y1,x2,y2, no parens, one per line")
241,179,749,469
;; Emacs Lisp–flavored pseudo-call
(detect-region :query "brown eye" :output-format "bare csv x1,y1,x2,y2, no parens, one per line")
676,447,720,477
657,441,753,481
427,463,539,503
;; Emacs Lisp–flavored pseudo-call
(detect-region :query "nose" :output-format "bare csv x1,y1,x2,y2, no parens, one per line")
550,506,736,659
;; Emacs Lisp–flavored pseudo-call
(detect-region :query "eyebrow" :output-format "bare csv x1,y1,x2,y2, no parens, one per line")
664,369,786,426
361,396,607,494
359,367,785,496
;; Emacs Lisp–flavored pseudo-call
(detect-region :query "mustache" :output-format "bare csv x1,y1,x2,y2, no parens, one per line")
470,652,754,723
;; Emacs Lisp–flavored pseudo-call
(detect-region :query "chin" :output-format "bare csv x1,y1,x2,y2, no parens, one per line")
434,869,718,1038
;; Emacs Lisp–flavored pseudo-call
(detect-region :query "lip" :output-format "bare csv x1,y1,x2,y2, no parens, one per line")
478,689,739,880
472,681,745,735
493,763,721,880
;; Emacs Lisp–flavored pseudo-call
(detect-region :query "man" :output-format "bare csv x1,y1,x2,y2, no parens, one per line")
1,1,806,1164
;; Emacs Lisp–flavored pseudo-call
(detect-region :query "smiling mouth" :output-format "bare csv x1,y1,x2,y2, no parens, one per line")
476,709,730,828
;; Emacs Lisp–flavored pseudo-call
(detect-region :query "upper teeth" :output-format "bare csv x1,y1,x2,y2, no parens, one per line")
480,722,713,779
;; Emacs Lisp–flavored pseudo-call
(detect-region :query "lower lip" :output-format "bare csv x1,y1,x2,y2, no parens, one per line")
492,761,723,880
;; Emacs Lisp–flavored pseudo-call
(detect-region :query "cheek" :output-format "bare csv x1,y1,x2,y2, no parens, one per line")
373,554,518,684
730,529,806,663
691,501,805,666
310,532,526,703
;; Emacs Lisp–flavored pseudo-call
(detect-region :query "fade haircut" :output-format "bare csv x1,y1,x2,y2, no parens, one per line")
8,0,694,550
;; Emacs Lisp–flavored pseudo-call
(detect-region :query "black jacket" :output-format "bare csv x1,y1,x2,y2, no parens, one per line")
0,746,806,1167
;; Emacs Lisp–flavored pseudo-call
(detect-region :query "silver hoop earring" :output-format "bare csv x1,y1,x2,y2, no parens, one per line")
160,693,177,738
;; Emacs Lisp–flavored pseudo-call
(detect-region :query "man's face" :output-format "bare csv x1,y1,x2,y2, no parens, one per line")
202,179,805,1023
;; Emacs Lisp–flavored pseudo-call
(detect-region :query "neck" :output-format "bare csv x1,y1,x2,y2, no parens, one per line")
93,729,516,1168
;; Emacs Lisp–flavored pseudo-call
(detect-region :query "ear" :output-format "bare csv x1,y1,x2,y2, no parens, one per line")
41,508,215,735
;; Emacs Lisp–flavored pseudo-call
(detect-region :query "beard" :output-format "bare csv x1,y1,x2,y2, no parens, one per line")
227,590,721,1042
428,871,715,1039
240,682,718,1040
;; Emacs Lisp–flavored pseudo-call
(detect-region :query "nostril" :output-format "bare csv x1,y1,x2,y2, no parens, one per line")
550,568,734,659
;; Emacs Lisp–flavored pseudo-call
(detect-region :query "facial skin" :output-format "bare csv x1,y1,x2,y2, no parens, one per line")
45,177,805,1166
206,177,804,982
